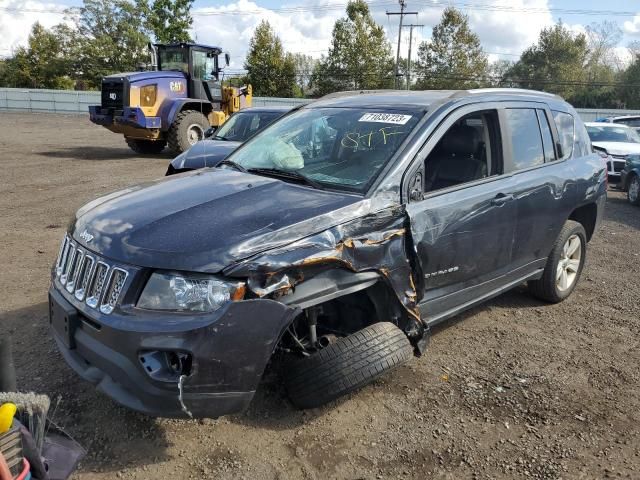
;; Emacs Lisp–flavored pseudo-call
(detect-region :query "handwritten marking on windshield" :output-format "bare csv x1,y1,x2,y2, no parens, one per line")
341,127,405,149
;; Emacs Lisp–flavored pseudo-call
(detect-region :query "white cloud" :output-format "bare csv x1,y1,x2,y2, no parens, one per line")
0,0,68,57
624,14,640,36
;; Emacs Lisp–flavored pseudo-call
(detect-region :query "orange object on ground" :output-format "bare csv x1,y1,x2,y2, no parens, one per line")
0,452,12,480
15,458,30,480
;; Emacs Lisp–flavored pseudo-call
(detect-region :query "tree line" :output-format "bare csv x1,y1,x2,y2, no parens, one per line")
1,0,639,109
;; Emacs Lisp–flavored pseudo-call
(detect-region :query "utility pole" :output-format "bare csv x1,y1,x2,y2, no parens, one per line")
387,0,417,89
402,24,423,90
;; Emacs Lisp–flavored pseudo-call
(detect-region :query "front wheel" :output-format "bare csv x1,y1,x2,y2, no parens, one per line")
284,322,413,409
528,220,586,303
167,110,209,154
628,175,640,206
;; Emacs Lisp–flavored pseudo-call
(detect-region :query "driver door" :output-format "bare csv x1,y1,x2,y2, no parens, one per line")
405,105,519,325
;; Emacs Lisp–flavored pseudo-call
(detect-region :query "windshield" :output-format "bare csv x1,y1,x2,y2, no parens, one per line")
158,47,188,73
587,125,640,144
214,111,283,142
226,107,422,193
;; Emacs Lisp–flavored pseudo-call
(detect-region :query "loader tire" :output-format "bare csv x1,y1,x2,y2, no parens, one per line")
168,110,209,154
284,322,413,409
125,138,166,154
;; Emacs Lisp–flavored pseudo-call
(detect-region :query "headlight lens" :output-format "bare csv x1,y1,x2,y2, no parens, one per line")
137,272,244,313
140,84,157,107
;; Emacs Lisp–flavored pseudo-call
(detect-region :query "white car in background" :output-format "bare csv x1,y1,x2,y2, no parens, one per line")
585,122,640,183
600,115,640,133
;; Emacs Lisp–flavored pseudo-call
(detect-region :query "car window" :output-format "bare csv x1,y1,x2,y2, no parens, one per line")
227,107,422,193
424,110,500,192
505,108,544,170
552,111,574,160
614,118,640,128
537,110,556,162
586,125,640,144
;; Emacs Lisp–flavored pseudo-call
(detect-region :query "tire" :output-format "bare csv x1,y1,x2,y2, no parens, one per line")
125,138,166,154
167,110,209,154
627,174,640,206
284,322,414,409
527,220,587,303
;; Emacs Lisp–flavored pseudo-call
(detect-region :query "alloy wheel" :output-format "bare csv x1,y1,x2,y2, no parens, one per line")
556,234,582,292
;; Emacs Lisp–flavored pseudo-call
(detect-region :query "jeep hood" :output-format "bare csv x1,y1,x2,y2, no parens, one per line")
169,140,241,172
71,169,364,272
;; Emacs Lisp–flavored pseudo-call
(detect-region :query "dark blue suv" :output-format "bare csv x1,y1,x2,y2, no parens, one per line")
49,89,606,418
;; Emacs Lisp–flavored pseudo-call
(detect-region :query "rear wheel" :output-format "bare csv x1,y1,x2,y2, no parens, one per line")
168,110,209,154
528,220,586,303
284,322,413,409
125,138,166,154
628,174,640,206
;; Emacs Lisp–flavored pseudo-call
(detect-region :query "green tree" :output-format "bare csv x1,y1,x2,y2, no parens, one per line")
414,7,488,90
139,0,193,43
507,23,588,101
618,53,640,109
311,0,394,95
291,53,316,96
244,21,297,97
0,22,75,89
74,0,150,88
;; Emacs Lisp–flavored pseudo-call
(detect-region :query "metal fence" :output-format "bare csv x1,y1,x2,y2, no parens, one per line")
0,87,637,120
0,87,309,113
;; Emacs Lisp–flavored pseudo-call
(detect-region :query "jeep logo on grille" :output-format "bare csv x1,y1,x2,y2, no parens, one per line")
79,229,94,243
109,92,117,100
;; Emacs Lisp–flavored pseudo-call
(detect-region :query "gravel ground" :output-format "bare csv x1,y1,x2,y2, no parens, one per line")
1,112,639,480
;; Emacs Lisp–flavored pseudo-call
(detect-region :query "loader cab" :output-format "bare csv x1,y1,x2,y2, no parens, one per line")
155,43,229,102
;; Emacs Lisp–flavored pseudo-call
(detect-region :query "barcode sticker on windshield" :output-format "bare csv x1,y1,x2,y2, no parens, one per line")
358,113,412,125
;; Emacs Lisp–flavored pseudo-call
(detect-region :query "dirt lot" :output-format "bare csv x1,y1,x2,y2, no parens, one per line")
1,111,639,479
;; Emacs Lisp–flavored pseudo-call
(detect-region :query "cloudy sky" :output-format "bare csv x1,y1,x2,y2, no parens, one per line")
1,0,639,69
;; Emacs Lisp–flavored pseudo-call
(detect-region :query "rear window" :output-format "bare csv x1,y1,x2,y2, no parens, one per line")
505,108,544,170
614,117,640,128
552,111,574,160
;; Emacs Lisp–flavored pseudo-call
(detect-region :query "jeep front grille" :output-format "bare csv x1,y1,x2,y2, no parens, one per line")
55,234,128,314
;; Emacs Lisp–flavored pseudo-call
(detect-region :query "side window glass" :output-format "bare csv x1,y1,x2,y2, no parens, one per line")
424,110,500,192
552,110,574,160
537,110,556,162
505,108,544,170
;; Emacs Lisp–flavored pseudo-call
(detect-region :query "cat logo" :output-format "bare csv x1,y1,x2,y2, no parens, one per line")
170,81,185,93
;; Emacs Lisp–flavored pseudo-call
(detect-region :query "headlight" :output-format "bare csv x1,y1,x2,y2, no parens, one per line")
137,272,245,313
140,84,157,107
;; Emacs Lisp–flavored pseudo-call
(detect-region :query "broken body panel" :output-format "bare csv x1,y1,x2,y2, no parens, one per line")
50,89,606,417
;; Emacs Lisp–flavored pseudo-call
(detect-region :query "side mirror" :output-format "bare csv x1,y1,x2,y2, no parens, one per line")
224,53,230,67
204,127,217,139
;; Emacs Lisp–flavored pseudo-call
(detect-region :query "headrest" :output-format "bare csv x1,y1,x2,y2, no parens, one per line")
441,124,479,156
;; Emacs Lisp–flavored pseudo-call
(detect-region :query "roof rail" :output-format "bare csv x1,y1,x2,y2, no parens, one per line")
466,88,562,99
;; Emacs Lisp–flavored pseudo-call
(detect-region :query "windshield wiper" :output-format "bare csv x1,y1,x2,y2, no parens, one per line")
247,168,325,190
217,159,247,172
213,135,230,141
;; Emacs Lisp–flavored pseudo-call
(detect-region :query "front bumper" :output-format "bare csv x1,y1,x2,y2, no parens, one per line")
89,106,162,139
49,284,298,418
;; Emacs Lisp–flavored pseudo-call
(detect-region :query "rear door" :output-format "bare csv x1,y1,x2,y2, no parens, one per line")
502,104,577,271
404,103,519,325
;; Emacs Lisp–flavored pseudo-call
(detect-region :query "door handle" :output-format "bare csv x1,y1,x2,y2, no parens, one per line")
491,193,514,206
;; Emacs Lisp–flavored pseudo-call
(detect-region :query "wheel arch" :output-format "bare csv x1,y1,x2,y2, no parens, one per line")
166,99,214,128
568,203,598,241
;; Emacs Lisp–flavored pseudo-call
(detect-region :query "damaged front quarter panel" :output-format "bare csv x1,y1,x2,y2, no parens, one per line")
223,206,429,351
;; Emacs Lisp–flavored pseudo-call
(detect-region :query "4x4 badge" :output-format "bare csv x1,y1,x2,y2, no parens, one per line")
79,229,94,243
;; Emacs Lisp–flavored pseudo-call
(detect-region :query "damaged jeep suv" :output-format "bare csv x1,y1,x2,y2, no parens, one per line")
49,89,606,418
